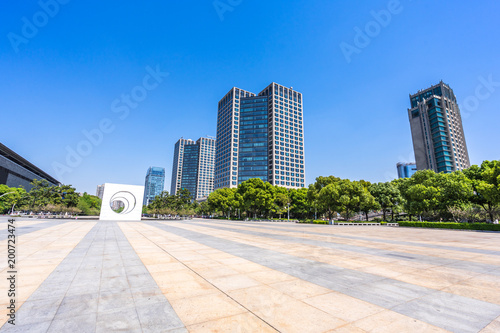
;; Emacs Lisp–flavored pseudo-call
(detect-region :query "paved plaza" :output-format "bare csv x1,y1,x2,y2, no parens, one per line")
0,217,499,332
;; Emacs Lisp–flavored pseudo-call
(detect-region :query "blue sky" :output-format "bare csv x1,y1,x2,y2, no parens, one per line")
1,0,499,194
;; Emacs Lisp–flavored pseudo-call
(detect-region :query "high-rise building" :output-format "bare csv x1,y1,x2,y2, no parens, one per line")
143,167,165,206
214,83,305,189
96,184,105,199
408,81,470,173
397,162,417,179
170,137,216,200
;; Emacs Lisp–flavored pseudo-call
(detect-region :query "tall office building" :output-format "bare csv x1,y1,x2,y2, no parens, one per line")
96,184,105,200
170,137,216,200
397,162,417,179
143,167,165,206
408,81,470,173
214,83,305,189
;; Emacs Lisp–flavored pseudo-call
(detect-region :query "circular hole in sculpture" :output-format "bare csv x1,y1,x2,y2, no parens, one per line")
110,200,125,213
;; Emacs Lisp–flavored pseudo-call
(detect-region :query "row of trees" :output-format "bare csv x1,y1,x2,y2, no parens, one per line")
145,188,199,217
201,160,499,222
0,180,101,215
3,160,498,222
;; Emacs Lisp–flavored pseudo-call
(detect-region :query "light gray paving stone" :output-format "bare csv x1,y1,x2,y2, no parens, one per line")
392,291,500,333
147,221,500,333
48,314,97,333
96,307,142,333
0,221,186,332
0,220,70,241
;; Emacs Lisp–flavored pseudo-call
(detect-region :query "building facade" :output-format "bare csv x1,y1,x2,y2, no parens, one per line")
170,137,216,200
408,81,470,173
397,162,417,179
96,184,105,199
0,142,59,190
214,82,305,189
143,167,165,206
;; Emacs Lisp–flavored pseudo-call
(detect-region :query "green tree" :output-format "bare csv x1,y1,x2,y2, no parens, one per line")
273,187,290,219
237,178,276,218
464,161,500,222
290,188,309,219
359,191,380,221
370,182,402,221
0,185,28,214
77,192,102,215
208,187,237,218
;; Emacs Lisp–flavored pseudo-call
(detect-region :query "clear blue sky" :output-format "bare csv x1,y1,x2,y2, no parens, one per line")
1,0,499,194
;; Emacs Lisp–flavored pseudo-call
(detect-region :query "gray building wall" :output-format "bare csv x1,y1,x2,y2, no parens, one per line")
0,154,56,191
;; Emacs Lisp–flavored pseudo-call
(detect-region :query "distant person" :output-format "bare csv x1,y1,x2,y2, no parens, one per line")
494,219,499,224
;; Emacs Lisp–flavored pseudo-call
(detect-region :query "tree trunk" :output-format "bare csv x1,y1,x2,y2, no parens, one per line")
382,209,386,221
365,212,369,221
391,210,394,221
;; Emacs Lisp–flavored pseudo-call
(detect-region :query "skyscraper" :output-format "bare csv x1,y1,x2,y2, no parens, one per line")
96,184,105,200
408,81,470,173
170,137,216,200
214,83,305,189
143,167,165,206
397,162,417,179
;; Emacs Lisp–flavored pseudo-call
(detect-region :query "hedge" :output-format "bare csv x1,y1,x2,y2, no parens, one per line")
398,221,500,231
297,220,329,225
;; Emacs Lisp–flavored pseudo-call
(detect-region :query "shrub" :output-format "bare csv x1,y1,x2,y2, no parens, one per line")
398,221,500,231
297,220,328,224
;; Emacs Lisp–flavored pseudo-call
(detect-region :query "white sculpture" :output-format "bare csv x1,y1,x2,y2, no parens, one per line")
99,183,144,221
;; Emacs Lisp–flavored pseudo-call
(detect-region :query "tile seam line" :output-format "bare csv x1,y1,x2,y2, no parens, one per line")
177,222,500,274
129,221,281,333
197,220,500,256
147,221,500,328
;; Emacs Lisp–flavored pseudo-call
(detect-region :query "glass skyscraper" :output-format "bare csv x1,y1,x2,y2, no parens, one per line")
408,81,470,173
214,82,305,189
397,162,417,179
170,137,216,200
143,167,165,206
